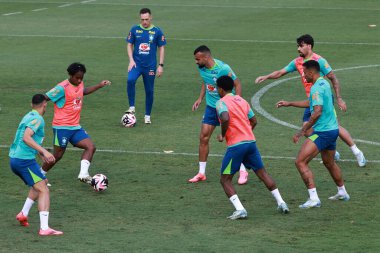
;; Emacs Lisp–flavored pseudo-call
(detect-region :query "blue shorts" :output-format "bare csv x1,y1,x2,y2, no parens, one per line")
202,105,220,126
10,158,46,186
221,142,264,175
53,128,90,148
308,129,339,151
303,107,311,122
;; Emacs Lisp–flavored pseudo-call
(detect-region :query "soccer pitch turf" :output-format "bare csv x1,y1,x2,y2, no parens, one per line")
0,0,379,252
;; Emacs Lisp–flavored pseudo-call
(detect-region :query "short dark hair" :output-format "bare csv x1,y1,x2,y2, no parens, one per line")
297,34,314,48
67,62,86,76
140,8,151,15
303,60,320,72
32,94,47,105
216,75,234,92
194,45,211,55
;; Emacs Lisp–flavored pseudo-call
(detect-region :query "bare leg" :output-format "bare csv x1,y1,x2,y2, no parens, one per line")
75,138,96,162
321,150,344,187
42,146,66,172
295,139,320,189
338,125,355,147
199,123,216,162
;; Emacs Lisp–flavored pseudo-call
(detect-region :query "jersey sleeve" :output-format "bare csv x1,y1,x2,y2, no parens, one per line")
26,117,43,134
46,85,65,103
157,28,166,47
284,60,296,73
221,64,237,80
126,27,135,44
216,100,228,117
318,57,332,76
248,108,255,119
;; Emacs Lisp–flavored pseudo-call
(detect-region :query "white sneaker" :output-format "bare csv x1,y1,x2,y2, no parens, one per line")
355,151,366,167
144,116,151,124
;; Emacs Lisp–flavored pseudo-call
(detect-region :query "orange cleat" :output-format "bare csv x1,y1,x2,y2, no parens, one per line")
39,228,63,236
16,212,29,227
188,173,206,183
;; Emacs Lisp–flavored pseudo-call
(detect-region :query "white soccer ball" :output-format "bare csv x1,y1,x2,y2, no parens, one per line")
121,113,136,127
91,174,108,192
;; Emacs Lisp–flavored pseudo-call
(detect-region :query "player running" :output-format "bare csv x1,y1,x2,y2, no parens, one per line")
10,94,63,236
216,76,289,219
41,62,111,184
277,60,350,208
255,34,366,167
189,45,249,184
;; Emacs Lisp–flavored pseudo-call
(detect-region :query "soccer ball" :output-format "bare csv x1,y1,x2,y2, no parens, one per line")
91,174,108,192
121,113,136,127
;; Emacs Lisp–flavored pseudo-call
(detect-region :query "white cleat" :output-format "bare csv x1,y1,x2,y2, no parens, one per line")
144,116,151,124
328,193,350,201
78,174,92,185
299,199,321,209
355,151,366,167
227,209,248,220
125,107,135,114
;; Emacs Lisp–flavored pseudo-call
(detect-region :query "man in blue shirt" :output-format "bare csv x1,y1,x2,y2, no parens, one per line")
126,8,166,124
9,94,63,236
276,60,350,209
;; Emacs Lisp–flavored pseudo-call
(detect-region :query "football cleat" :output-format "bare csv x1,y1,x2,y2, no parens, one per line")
78,175,92,185
39,228,63,236
238,170,248,185
188,173,206,183
227,209,248,220
277,202,290,214
328,193,350,201
16,212,29,227
125,107,135,114
299,199,321,209
355,151,366,167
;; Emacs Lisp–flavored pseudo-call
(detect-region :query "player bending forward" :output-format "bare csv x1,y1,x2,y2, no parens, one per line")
216,76,289,219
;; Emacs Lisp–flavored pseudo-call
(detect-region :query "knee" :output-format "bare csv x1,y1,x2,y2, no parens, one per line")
199,134,210,144
88,144,96,154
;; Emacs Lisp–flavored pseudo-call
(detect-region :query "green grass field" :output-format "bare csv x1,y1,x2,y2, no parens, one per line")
1,0,379,252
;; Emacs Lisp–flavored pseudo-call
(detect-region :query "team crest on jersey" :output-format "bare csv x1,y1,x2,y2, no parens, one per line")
139,43,150,54
207,84,216,92
312,92,320,102
73,97,82,110
149,35,154,42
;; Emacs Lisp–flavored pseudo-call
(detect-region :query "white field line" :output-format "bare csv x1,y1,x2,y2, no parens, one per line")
2,12,22,16
0,145,379,163
1,1,380,11
0,34,379,46
32,8,48,12
251,64,380,147
58,3,73,8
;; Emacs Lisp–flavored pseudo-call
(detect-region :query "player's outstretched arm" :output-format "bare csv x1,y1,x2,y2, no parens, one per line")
293,105,322,143
326,71,347,112
83,80,111,96
276,100,309,108
255,69,288,84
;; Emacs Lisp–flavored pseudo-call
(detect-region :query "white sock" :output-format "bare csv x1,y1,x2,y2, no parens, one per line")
144,115,150,119
40,167,47,176
79,160,90,176
271,189,285,205
199,162,206,175
229,194,245,211
21,198,35,216
350,145,360,156
39,211,49,230
239,164,247,172
308,188,319,201
338,185,347,195
129,106,135,110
